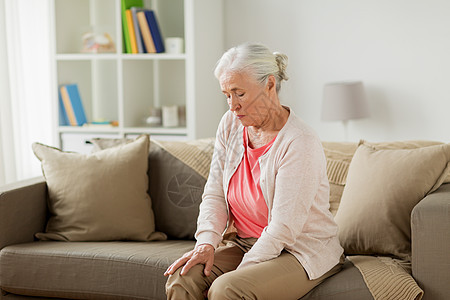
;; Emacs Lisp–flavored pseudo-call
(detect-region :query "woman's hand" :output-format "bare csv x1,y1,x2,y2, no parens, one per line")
164,244,215,277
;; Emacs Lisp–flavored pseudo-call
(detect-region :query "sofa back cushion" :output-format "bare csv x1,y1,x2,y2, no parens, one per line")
91,137,215,240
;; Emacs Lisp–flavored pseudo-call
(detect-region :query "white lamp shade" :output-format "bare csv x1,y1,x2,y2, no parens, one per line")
321,81,369,121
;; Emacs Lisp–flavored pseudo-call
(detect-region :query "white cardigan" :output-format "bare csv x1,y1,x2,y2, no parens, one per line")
195,107,343,280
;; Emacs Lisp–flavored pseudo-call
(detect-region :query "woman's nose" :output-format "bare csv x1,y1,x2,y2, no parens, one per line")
228,96,240,111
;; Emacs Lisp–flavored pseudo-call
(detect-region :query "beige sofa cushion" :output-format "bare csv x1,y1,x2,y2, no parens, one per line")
32,135,165,242
335,142,450,259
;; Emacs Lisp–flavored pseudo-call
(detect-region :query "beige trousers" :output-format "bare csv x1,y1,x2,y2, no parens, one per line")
166,235,343,300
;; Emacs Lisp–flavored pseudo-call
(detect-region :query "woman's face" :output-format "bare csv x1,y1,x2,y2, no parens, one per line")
219,71,276,128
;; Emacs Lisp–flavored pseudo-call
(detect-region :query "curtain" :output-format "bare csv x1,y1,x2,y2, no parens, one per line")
0,0,54,186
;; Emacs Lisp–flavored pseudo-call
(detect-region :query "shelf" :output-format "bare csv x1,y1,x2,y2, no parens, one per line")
58,126,120,134
58,126,188,136
52,0,225,153
121,53,186,60
56,53,186,61
124,127,188,135
56,54,118,61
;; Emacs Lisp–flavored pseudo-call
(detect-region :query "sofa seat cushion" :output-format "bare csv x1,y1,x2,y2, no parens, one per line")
302,260,373,300
0,241,195,300
0,242,373,300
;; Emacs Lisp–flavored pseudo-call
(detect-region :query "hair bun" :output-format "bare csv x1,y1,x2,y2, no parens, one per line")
273,52,289,81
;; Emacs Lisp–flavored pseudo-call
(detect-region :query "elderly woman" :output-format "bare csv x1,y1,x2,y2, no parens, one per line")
164,43,343,300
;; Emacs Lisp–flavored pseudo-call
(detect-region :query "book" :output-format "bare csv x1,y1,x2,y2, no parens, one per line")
58,91,69,126
60,85,77,126
131,7,146,53
125,9,138,54
121,0,143,53
60,84,87,126
145,10,165,53
137,11,156,53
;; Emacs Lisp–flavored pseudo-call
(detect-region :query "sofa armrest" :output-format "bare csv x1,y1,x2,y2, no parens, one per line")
411,183,450,300
0,177,47,250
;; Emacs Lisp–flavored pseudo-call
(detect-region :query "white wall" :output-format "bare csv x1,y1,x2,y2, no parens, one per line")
224,0,450,142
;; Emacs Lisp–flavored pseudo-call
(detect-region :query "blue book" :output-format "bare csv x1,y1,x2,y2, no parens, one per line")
65,84,87,126
145,10,165,53
58,91,69,126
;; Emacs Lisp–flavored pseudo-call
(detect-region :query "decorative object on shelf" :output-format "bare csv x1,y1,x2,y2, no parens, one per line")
165,37,184,54
145,107,162,127
321,81,369,140
81,31,116,53
59,84,87,126
178,105,186,127
162,105,179,127
82,120,119,129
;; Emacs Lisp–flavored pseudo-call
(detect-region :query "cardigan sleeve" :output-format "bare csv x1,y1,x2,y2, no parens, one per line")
194,113,231,249
238,134,327,268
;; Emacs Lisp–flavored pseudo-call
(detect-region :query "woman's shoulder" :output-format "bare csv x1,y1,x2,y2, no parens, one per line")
281,108,321,143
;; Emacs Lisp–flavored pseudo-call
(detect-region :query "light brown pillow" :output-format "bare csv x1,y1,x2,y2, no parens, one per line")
32,135,166,242
335,142,450,260
362,140,450,184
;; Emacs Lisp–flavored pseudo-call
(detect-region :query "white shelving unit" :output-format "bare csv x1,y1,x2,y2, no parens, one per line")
50,0,225,153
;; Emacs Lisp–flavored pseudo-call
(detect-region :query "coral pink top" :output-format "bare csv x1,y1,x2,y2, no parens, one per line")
227,127,276,238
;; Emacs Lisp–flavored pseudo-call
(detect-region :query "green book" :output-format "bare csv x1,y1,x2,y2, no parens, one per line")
121,0,143,53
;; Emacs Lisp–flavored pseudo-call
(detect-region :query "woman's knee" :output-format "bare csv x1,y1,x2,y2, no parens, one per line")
208,272,253,300
166,265,208,300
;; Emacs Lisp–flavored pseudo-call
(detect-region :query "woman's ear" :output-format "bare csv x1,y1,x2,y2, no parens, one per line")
266,75,276,94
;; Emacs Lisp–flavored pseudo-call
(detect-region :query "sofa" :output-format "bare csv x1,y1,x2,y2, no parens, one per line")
0,136,449,300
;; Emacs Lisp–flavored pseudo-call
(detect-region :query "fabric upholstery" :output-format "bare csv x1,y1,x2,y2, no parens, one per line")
321,140,450,216
302,260,373,300
0,241,374,300
147,141,208,239
0,177,47,249
364,140,450,183
347,256,422,300
321,142,357,216
411,183,450,300
335,142,450,259
91,138,215,240
32,135,165,242
0,241,195,300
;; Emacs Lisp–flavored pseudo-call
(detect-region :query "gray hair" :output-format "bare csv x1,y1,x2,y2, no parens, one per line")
214,43,289,93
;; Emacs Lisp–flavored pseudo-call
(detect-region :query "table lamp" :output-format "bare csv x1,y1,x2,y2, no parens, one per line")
321,81,369,140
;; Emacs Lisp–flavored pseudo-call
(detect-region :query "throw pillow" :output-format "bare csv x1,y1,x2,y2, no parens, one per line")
90,137,215,239
32,135,166,242
363,140,450,184
335,142,450,259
